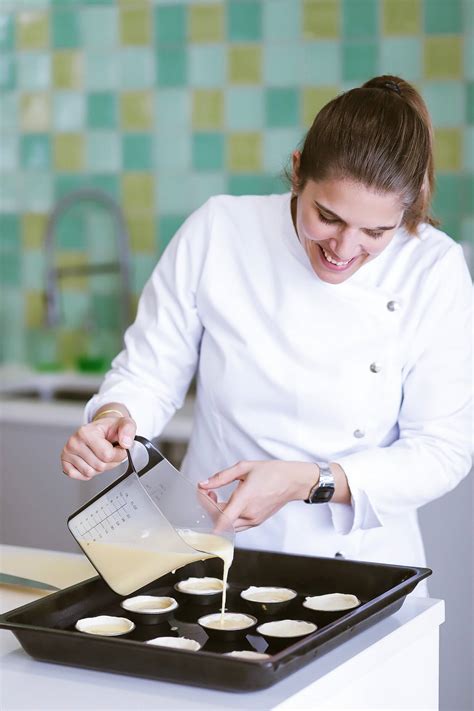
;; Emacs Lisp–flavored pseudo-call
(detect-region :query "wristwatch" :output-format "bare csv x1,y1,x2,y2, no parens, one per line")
304,463,335,504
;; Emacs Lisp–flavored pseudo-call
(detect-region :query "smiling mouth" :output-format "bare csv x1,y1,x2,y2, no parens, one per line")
319,245,357,270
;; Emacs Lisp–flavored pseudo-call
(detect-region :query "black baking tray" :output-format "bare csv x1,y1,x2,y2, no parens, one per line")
0,548,430,692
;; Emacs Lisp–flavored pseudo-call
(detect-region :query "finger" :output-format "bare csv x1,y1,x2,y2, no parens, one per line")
198,461,251,490
116,418,136,448
64,436,122,472
62,459,91,481
207,491,218,503
62,452,114,480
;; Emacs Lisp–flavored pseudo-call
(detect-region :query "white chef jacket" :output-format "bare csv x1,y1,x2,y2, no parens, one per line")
86,193,473,575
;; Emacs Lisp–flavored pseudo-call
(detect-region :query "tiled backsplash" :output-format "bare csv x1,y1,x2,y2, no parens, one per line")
0,0,472,369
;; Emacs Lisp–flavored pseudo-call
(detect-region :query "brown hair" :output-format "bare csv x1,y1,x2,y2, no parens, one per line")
293,75,438,234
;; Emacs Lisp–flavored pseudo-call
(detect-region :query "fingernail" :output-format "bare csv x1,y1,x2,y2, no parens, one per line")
121,436,132,447
199,479,209,486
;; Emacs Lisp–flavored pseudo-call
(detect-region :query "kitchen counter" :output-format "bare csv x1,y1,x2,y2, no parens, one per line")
0,545,444,710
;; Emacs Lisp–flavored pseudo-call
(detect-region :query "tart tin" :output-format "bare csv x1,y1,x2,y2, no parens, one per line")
75,615,135,636
120,595,178,625
198,612,257,641
174,577,228,606
240,586,297,617
257,619,316,650
146,636,201,651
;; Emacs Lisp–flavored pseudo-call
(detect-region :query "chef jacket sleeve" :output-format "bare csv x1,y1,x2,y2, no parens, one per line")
329,243,473,535
84,201,210,437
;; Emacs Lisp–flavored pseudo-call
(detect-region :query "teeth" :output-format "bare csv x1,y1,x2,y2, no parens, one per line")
322,247,351,267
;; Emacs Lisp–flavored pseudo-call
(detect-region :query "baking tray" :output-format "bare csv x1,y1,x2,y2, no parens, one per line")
0,548,430,692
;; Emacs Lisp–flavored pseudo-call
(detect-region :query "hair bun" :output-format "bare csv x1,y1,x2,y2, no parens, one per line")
383,79,401,95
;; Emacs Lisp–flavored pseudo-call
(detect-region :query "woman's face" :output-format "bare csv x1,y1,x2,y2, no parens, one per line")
292,160,404,285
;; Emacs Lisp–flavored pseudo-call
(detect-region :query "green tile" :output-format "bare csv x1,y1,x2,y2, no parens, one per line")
263,128,303,172
192,89,224,129
81,6,117,48
122,133,153,170
422,82,464,127
17,10,49,49
302,86,339,126
192,133,224,171
468,83,474,124
466,38,474,82
0,55,15,91
120,91,153,130
87,174,119,200
127,214,155,252
121,173,154,213
22,213,48,250
343,41,377,81
225,87,264,130
52,9,80,48
434,128,462,171
86,132,120,172
463,128,474,172
54,173,89,201
303,0,340,39
228,173,286,195
120,6,151,46
263,0,300,40
156,47,187,87
227,132,262,172
85,51,119,90
228,45,262,84
424,37,462,80
189,45,227,87
383,0,421,35
17,53,50,91
20,92,51,131
91,293,121,329
0,13,15,51
343,0,378,39
379,38,422,82
158,214,186,252
132,252,156,293
22,172,53,212
154,4,186,45
53,92,85,131
438,215,461,242
20,134,51,170
0,216,21,287
189,3,224,43
433,174,463,215
87,92,117,129
464,175,473,215
120,48,155,89
56,206,87,251
53,50,83,89
54,133,84,172
300,42,340,85
228,1,262,41
424,0,462,34
265,88,299,127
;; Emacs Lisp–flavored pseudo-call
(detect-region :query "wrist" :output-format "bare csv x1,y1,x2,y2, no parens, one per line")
292,462,320,501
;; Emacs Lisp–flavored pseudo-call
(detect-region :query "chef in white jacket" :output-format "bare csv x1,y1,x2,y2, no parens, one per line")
62,75,472,575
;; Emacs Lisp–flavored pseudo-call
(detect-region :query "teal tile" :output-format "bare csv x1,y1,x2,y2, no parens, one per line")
343,0,378,39
1,289,26,364
424,0,462,33
0,13,15,51
20,134,51,169
433,174,464,216
154,4,186,45
23,250,45,291
156,88,190,133
86,92,117,129
91,293,121,329
119,48,155,89
343,41,378,81
466,0,474,32
465,127,474,172
17,52,50,90
155,133,191,171
379,38,422,81
86,132,120,172
61,291,89,330
228,1,262,41
53,92,85,130
81,6,117,48
465,36,473,81
462,217,474,245
228,173,286,195
188,45,227,87
438,215,461,241
265,88,299,127
189,172,227,211
158,214,186,252
0,92,17,131
264,45,304,86
132,253,156,293
122,133,153,170
465,175,474,214
87,174,119,199
158,174,193,213
192,133,224,171
0,55,15,90
423,82,464,127
85,51,118,90
0,172,20,211
52,8,80,48
0,135,18,171
56,205,87,250
300,41,340,84
225,87,264,130
54,173,89,200
0,216,21,286
22,171,53,211
0,213,19,240
467,82,474,124
263,128,303,172
156,47,187,87
263,0,300,40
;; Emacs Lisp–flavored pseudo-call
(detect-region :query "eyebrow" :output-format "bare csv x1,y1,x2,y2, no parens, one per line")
314,201,397,231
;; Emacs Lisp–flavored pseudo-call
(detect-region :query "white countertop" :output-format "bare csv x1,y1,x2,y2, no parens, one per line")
0,545,444,710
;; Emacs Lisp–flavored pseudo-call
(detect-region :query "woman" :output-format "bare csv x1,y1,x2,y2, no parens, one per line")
61,75,472,575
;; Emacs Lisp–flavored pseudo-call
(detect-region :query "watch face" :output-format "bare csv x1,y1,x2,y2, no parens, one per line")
312,486,335,503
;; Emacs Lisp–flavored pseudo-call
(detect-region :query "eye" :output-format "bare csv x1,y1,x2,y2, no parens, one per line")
318,211,339,225
364,230,384,239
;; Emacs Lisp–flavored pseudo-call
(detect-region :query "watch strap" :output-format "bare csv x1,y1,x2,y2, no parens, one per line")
304,463,335,504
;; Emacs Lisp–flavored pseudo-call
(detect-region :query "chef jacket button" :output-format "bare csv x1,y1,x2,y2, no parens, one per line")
334,551,344,558
353,429,365,438
387,300,400,312
370,362,382,373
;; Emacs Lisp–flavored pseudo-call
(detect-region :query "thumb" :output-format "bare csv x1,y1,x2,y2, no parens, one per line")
116,417,137,449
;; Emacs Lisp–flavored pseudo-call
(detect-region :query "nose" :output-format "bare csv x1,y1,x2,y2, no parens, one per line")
328,227,361,260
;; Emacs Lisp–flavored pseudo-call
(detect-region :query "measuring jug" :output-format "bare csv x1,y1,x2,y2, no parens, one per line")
68,436,234,596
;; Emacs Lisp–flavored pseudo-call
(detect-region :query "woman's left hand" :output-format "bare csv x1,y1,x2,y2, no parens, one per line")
198,460,316,532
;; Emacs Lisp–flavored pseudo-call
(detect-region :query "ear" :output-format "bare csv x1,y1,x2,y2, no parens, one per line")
291,151,301,193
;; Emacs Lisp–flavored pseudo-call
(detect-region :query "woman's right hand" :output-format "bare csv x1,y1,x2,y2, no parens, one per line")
61,409,137,481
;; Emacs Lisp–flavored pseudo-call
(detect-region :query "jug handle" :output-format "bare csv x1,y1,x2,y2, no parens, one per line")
125,435,164,477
